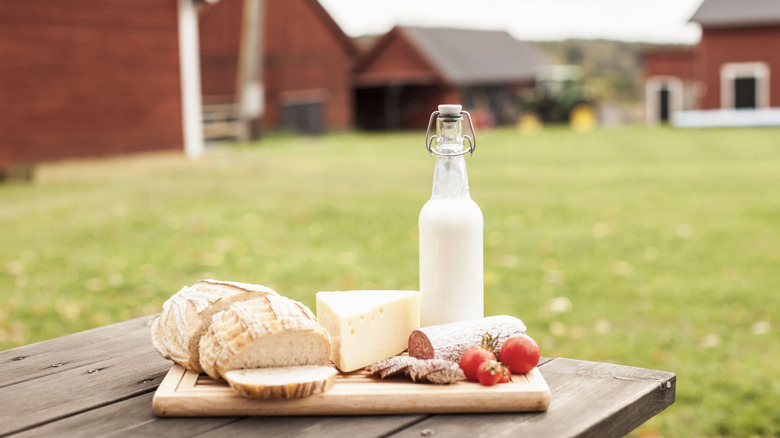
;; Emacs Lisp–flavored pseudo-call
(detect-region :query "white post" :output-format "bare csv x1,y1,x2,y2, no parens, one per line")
236,0,264,141
178,0,205,159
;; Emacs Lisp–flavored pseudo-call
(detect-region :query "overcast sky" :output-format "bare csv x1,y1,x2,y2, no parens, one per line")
318,0,705,44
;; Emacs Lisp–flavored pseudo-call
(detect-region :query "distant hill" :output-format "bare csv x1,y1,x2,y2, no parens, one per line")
533,39,694,124
533,39,657,104
535,39,696,103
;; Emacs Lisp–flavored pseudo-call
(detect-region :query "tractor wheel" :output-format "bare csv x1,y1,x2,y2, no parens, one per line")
569,102,598,132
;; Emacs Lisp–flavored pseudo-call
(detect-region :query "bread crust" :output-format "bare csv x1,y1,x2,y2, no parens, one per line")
150,280,279,373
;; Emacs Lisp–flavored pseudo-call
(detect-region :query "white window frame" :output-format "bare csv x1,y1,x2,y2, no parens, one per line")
720,62,770,109
645,76,683,124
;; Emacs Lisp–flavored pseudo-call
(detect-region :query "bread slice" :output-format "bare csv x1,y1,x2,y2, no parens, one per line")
199,295,332,380
224,366,337,399
151,279,279,373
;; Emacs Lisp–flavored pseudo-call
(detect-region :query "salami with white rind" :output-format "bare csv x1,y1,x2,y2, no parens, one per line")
408,315,527,362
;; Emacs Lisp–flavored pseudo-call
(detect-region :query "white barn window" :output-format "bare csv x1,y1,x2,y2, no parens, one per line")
720,62,770,110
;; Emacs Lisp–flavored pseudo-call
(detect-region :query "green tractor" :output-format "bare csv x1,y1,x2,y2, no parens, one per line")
518,65,598,131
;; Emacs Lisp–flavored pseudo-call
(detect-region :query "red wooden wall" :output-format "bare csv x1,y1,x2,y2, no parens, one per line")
643,48,695,80
0,0,184,166
696,25,780,110
198,0,358,131
198,0,243,103
356,28,440,87
263,0,357,130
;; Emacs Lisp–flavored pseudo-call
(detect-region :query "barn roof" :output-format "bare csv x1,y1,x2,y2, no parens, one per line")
400,26,547,85
690,0,780,28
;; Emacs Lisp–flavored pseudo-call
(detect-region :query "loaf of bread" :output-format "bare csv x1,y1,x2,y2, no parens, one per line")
150,279,280,373
224,366,337,400
199,295,332,380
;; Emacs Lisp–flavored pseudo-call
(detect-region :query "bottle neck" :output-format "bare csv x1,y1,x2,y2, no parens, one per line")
431,117,470,199
431,155,470,199
435,117,463,154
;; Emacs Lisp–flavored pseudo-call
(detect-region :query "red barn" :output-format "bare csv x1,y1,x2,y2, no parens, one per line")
198,0,359,135
644,0,780,126
0,0,206,176
354,26,547,130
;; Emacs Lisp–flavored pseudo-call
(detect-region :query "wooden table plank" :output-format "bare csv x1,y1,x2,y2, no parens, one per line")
179,416,429,438
388,358,676,438
9,385,429,438
541,358,676,438
0,315,171,436
0,315,161,386
9,392,236,438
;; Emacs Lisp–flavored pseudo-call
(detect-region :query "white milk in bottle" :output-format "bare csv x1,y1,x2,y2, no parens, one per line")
419,104,483,327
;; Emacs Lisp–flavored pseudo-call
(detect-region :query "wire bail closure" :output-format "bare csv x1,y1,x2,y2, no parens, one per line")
425,110,477,157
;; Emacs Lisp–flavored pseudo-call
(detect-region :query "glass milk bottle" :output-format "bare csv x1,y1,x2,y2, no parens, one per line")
419,104,483,327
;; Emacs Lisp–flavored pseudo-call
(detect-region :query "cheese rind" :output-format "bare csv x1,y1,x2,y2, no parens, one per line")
316,290,420,372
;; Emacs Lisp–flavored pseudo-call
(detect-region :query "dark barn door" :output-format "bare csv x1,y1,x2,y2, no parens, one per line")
354,85,442,131
658,87,670,122
734,77,757,109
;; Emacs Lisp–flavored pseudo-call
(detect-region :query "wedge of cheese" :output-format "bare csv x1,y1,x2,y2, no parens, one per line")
316,290,420,372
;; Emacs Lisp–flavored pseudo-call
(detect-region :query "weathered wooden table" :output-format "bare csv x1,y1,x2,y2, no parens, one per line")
0,315,676,437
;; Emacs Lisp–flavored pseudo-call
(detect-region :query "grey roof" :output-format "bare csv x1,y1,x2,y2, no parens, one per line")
399,26,547,86
690,0,780,27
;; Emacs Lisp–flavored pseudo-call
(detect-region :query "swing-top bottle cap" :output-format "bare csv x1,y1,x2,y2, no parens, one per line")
426,104,476,156
438,104,462,116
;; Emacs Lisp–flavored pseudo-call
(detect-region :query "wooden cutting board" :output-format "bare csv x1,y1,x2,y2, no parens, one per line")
153,363,551,417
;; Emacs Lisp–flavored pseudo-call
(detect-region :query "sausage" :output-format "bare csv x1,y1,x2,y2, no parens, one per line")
406,359,463,383
366,356,464,384
366,356,418,379
408,315,527,362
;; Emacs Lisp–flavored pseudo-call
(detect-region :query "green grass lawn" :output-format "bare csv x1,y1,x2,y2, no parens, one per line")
1,126,778,436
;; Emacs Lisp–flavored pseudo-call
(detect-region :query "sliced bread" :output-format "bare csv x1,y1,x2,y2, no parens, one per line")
151,279,279,373
224,366,338,399
199,295,332,380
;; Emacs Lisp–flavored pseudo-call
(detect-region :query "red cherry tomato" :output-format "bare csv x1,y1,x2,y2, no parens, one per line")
460,346,496,382
476,360,504,386
500,334,540,374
